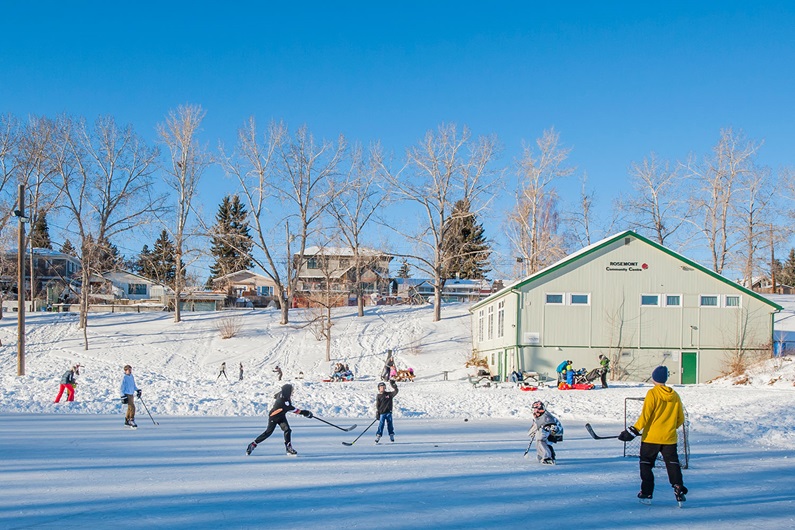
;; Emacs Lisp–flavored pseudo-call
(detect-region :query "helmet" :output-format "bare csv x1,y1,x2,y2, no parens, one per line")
532,400,545,411
377,382,386,389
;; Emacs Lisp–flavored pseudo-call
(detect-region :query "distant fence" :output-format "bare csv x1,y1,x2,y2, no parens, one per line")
52,304,166,314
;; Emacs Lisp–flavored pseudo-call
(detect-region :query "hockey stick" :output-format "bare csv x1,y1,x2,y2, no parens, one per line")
342,418,379,446
523,431,537,458
311,415,357,432
138,396,159,426
584,423,618,440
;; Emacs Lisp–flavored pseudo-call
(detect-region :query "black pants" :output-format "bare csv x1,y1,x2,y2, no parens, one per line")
254,418,291,445
600,371,608,388
639,442,683,497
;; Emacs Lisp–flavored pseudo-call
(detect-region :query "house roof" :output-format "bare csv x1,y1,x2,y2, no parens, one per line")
470,230,783,312
301,246,391,258
212,270,276,284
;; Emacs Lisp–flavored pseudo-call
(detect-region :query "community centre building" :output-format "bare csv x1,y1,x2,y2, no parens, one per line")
470,231,782,384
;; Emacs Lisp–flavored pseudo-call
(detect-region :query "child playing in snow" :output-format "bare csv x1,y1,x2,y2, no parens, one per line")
528,400,563,465
54,365,79,403
619,366,688,505
246,384,312,456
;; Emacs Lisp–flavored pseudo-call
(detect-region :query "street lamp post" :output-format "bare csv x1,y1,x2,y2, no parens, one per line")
14,184,28,376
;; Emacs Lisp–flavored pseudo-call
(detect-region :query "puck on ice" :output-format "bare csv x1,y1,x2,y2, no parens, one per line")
464,418,468,422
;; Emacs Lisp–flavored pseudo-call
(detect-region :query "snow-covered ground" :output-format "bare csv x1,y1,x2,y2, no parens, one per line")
2,304,795,528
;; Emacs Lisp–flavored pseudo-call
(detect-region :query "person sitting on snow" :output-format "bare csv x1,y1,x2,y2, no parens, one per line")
528,400,563,465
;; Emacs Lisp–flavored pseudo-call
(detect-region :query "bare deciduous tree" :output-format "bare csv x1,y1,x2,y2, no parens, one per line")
620,153,689,246
330,143,387,317
733,164,777,287
378,123,497,321
158,105,210,324
221,119,345,325
507,128,573,275
685,128,760,274
53,115,160,347
563,173,597,250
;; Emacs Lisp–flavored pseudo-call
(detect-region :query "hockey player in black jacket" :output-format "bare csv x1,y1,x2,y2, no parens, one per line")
246,384,312,456
375,379,398,443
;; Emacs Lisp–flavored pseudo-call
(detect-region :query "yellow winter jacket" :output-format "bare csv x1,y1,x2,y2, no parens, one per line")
633,384,684,445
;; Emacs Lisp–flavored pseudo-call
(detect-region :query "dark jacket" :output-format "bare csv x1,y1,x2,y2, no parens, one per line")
60,370,76,385
268,384,297,422
375,381,399,416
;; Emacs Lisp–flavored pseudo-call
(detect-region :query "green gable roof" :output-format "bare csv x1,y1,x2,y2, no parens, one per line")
471,230,783,312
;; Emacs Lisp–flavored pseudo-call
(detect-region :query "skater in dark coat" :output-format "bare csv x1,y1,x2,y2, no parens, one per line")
375,379,398,443
598,354,610,389
619,366,688,505
246,384,312,456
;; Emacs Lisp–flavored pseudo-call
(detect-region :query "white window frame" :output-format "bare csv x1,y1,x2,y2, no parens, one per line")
724,295,741,308
497,300,505,339
487,306,494,340
569,293,590,306
664,294,682,307
699,294,719,308
545,293,564,305
640,294,660,307
478,309,485,342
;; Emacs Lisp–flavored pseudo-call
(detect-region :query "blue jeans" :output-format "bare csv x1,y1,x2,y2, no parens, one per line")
376,413,394,436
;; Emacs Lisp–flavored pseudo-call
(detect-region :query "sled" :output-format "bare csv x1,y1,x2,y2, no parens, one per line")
557,382,594,390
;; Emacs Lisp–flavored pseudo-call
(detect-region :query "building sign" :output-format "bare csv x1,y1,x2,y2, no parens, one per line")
524,332,540,345
606,261,649,272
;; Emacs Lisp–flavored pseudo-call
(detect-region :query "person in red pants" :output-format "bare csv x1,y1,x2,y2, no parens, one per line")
54,365,79,402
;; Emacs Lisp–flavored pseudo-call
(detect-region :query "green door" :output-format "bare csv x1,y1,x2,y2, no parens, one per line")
681,352,697,384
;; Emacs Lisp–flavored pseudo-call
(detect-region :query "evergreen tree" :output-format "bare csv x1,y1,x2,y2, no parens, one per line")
781,249,795,287
84,235,123,272
134,244,155,279
441,199,491,280
30,209,52,249
397,259,411,279
208,195,254,280
150,230,180,287
60,239,77,257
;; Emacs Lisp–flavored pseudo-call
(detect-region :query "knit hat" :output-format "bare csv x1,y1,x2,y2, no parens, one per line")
651,366,668,384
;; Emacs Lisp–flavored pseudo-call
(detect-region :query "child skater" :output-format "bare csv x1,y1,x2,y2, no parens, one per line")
528,400,564,465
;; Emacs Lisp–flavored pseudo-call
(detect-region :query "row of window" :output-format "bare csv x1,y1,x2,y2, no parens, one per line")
544,293,741,308
477,301,505,342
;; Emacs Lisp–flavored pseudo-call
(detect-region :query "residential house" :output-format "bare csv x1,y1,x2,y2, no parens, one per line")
294,247,392,307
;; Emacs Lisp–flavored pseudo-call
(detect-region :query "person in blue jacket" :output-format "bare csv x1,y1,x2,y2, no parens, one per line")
120,365,141,428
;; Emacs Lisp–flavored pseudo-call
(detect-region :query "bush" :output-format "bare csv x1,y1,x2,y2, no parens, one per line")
217,316,243,339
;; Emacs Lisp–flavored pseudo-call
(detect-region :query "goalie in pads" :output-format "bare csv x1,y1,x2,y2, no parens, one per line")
528,401,563,465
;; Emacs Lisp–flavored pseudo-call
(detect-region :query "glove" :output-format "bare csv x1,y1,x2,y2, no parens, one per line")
299,409,312,418
618,426,640,441
136,389,142,398
121,396,129,404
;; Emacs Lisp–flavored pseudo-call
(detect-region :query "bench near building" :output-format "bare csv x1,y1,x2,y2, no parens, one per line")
470,231,782,384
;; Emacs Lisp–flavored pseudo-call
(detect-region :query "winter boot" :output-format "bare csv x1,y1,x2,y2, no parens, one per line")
375,434,381,444
637,492,652,505
246,441,257,456
673,484,687,503
285,442,297,455
389,434,395,442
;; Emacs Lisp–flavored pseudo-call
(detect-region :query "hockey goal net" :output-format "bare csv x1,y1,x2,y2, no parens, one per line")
623,397,690,469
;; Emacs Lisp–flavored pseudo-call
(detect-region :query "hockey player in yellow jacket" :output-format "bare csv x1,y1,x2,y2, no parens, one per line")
619,366,688,505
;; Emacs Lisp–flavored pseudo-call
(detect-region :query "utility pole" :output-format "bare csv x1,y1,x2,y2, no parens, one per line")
16,184,27,376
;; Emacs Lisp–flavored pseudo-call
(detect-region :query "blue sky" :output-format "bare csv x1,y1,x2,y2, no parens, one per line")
2,2,794,278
